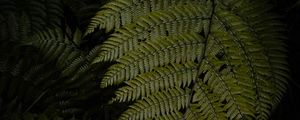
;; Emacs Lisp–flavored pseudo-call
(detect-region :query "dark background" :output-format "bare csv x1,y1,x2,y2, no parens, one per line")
271,0,300,119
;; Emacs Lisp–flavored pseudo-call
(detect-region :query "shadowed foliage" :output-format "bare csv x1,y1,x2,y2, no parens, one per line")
0,0,298,120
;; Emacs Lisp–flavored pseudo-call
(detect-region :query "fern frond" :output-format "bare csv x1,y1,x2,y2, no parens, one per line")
0,0,106,119
27,0,63,32
185,79,227,120
27,28,97,81
200,57,255,119
101,33,205,87
225,0,289,108
119,87,190,120
86,0,210,34
90,0,289,119
113,62,198,102
151,110,183,120
92,4,211,62
200,1,289,119
31,28,79,62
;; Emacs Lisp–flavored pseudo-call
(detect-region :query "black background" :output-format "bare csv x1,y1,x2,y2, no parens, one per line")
272,0,300,119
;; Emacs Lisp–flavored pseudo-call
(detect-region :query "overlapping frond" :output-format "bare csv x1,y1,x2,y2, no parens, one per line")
151,110,183,120
100,33,205,87
1,0,110,119
119,87,190,120
25,0,63,32
185,79,228,120
89,0,289,119
224,0,289,108
30,28,81,66
27,28,99,82
0,0,63,42
113,62,198,102
92,3,211,62
0,0,292,119
86,0,210,34
198,0,289,119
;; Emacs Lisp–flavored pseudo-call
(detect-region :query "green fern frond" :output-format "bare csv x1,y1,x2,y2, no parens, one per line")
113,62,198,102
0,0,63,43
86,0,211,34
26,28,99,81
31,28,77,61
100,33,205,87
28,0,63,31
88,0,289,119
200,1,289,119
151,110,183,120
119,87,190,120
186,79,228,120
92,3,211,62
227,0,289,108
200,57,254,119
0,0,107,119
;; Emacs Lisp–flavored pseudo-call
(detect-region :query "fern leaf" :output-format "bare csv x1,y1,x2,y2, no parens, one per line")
100,33,205,87
119,87,190,120
85,0,210,35
151,110,183,120
27,28,96,82
229,0,289,109
186,79,228,120
113,62,198,102
92,4,210,62
200,58,254,119
62,56,85,77
91,0,289,119
201,1,289,119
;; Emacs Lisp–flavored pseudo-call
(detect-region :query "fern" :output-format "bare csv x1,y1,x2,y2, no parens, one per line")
101,32,205,87
26,28,99,82
151,110,183,120
0,0,112,119
92,3,211,62
86,0,211,34
89,0,289,119
113,62,198,102
119,87,190,120
0,0,292,119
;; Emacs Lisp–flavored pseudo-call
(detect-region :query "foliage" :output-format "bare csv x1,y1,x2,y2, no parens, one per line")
0,0,295,119
89,0,289,119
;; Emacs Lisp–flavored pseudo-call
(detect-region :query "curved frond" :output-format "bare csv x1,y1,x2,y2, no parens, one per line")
27,28,97,81
114,62,198,102
86,0,210,34
119,87,190,120
152,110,183,120
87,0,289,120
101,33,205,87
92,3,211,62
185,79,227,120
